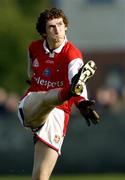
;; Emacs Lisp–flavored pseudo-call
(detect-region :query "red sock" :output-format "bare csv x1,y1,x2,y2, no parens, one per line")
58,86,70,102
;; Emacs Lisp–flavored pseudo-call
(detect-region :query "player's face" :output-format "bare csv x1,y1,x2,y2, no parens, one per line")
46,18,67,44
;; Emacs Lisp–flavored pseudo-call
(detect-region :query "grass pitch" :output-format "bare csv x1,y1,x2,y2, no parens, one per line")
0,174,125,180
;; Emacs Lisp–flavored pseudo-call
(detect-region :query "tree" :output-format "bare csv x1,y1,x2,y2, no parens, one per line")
0,0,50,95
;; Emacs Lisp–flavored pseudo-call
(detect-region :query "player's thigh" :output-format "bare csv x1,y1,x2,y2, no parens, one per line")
23,92,46,113
24,89,60,111
23,90,59,117
32,140,58,179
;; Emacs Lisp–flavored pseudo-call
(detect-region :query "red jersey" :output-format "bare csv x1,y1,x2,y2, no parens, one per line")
26,38,88,114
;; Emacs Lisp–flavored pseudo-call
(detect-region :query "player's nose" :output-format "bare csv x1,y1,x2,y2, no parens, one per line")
54,25,59,33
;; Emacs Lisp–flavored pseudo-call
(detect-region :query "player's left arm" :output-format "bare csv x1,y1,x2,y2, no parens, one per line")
27,50,33,79
76,99,100,126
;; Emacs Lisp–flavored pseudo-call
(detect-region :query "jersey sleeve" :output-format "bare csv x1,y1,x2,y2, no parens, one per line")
68,58,84,83
68,58,88,100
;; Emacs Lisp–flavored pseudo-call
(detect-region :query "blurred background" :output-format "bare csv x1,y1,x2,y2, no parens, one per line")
0,0,125,177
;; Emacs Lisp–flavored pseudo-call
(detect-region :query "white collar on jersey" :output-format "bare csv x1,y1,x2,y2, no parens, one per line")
43,36,67,57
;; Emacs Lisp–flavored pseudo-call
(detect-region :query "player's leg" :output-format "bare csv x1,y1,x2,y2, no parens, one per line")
32,108,66,180
18,60,96,128
19,87,69,128
70,60,97,95
23,90,59,126
32,140,58,180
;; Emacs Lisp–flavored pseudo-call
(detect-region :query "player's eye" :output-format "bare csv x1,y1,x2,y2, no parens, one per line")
49,25,55,28
58,22,63,26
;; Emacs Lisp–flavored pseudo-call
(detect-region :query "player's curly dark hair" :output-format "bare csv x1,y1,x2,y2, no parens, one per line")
36,8,68,39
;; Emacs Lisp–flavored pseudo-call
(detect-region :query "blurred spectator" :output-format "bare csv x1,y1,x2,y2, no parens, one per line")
94,65,125,114
0,87,20,119
0,87,8,116
96,86,122,113
5,92,20,114
104,69,123,95
121,86,125,109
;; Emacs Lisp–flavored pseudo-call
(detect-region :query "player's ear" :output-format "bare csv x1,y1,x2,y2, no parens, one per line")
42,33,47,39
65,26,68,31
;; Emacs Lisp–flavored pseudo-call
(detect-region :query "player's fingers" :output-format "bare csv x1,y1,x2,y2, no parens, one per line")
84,116,91,126
90,110,100,124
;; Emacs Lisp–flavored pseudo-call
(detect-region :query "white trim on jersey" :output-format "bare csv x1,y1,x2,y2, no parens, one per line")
68,58,84,83
43,36,68,56
68,58,88,99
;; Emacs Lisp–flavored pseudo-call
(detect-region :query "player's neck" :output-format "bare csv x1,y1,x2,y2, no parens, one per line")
46,38,64,51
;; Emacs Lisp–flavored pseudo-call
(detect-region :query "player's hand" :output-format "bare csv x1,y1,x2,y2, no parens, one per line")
77,100,100,126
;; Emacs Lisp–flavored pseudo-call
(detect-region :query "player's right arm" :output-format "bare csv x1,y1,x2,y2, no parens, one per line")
27,50,33,79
